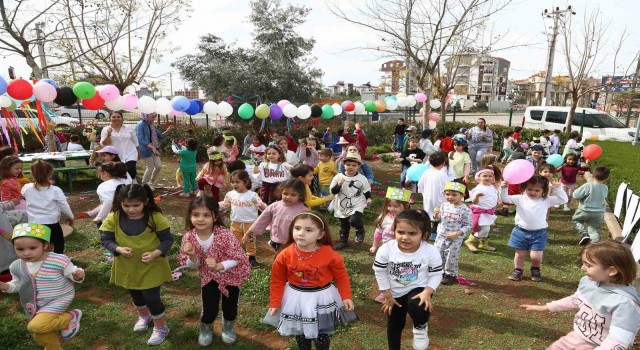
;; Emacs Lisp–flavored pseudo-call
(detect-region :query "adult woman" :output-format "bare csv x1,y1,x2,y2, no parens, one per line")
135,112,173,188
466,118,494,173
101,111,139,182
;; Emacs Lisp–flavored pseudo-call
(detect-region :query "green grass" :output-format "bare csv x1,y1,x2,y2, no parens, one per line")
1,155,638,350
589,140,640,205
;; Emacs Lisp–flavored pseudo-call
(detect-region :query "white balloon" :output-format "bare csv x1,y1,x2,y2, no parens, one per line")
156,98,172,115
397,97,408,107
598,134,607,141
428,120,437,129
582,131,592,140
137,96,157,114
354,102,365,114
0,95,11,108
331,103,343,116
218,101,233,117
396,92,407,99
203,101,218,115
297,105,311,120
406,95,417,107
429,99,442,109
105,96,125,111
386,99,398,111
283,104,297,118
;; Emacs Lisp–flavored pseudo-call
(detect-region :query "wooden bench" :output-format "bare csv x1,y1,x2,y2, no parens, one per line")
23,166,96,192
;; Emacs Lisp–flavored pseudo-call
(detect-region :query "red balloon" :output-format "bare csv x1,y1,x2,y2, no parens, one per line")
344,101,355,112
583,144,602,160
82,94,105,110
6,78,33,100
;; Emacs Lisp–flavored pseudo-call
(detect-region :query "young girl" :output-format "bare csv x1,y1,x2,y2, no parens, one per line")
178,196,251,346
501,130,515,163
465,167,501,252
196,152,227,201
0,156,26,210
247,178,307,252
521,240,640,349
99,184,174,346
556,153,590,211
224,136,239,163
291,164,334,209
78,162,131,226
448,138,471,186
500,176,567,282
537,163,556,181
562,130,583,158
298,137,321,195
434,182,472,285
253,145,292,204
247,134,266,163
96,145,133,182
549,129,561,154
370,188,411,254
264,211,357,350
277,137,299,167
218,170,266,268
373,210,443,350
21,161,74,254
207,134,230,159
0,223,84,349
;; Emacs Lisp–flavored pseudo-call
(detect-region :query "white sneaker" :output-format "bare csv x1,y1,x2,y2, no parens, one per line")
553,205,560,209
179,192,190,197
563,206,571,212
413,324,429,350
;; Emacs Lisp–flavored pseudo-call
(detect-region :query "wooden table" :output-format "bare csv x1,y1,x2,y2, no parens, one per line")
20,151,94,191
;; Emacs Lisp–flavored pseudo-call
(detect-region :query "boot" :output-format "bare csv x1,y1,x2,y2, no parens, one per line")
464,235,479,252
198,322,213,346
221,319,237,345
412,324,429,350
334,231,349,250
478,238,496,251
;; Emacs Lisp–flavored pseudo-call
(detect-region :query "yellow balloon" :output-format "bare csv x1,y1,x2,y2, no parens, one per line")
396,92,407,98
255,104,270,119
374,100,386,112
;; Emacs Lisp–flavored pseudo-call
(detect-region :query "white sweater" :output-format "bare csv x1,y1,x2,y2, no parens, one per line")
499,186,568,230
21,184,73,224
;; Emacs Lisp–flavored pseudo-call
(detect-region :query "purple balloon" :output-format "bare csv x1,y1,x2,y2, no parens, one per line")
270,104,283,120
277,100,290,109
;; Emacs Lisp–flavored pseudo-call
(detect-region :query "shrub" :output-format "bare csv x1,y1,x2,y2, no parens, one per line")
381,154,397,163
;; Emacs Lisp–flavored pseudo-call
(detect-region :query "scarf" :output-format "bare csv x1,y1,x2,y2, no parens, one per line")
141,113,159,148
470,205,495,233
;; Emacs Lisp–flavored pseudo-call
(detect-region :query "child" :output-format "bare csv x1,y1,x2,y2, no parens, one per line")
207,134,230,159
315,148,337,196
0,156,26,210
556,153,590,211
253,145,292,204
394,118,407,150
537,163,556,181
96,145,122,164
500,176,567,282
263,211,357,350
337,144,375,184
433,133,444,152
434,182,472,285
329,154,372,250
78,162,131,226
520,240,640,349
373,209,443,350
454,127,467,140
419,129,437,157
501,130,515,163
65,135,84,151
549,129,561,154
218,170,266,268
196,152,227,201
242,130,254,157
525,144,545,169
513,126,522,142
178,196,251,346
402,125,417,151
172,138,198,197
247,134,266,163
247,178,307,252
399,136,426,188
539,129,551,154
353,122,369,158
448,138,470,186
291,164,334,208
417,152,451,239
370,187,411,255
276,137,299,166
22,161,73,254
99,184,174,346
224,136,239,163
562,130,583,158
439,131,455,153
84,127,99,150
572,166,610,245
465,168,500,252
0,223,84,349
227,159,260,192
297,137,321,195
334,136,351,164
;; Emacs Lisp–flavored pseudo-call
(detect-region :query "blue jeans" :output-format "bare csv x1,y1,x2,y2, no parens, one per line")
508,226,548,251
396,135,404,150
400,165,409,187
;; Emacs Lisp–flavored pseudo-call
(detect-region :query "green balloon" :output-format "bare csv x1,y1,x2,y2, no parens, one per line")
321,104,333,119
364,100,376,112
255,104,270,119
238,103,254,120
72,82,96,99
6,100,17,112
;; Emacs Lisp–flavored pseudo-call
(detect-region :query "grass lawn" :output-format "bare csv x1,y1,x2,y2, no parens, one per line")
0,151,638,350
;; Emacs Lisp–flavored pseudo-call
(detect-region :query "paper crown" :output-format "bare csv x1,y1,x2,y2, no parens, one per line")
12,223,51,242
444,181,466,194
208,152,222,161
386,187,412,202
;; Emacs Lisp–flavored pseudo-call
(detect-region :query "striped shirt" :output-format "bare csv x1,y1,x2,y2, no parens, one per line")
34,253,76,314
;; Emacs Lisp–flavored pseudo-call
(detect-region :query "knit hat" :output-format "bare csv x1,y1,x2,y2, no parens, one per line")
12,223,51,242
386,187,411,202
453,137,468,146
444,181,466,194
96,145,120,154
344,154,363,165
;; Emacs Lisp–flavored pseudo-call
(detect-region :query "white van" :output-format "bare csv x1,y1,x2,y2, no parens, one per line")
523,106,637,141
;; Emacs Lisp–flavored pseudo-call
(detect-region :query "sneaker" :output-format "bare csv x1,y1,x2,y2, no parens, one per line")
147,326,170,346
530,268,542,282
334,241,349,250
374,293,385,303
133,316,152,332
179,192,190,197
249,257,260,269
440,274,457,285
579,235,591,246
60,309,82,340
355,233,365,244
563,206,571,212
508,268,523,281
553,205,560,209
412,324,429,350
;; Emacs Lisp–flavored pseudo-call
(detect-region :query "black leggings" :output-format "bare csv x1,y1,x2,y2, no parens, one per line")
129,286,165,316
387,287,431,350
45,223,64,254
296,334,331,350
126,160,137,182
339,212,365,239
201,280,240,324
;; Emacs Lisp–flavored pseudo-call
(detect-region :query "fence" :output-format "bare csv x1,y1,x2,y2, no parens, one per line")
614,183,640,261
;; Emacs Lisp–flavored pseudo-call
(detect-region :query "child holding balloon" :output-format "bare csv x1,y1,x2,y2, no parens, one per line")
399,136,425,189
556,154,590,212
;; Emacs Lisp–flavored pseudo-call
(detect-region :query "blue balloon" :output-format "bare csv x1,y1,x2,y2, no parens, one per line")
546,154,564,168
41,79,58,89
171,96,190,112
194,100,204,113
384,96,396,102
407,163,430,182
0,76,6,95
185,100,200,115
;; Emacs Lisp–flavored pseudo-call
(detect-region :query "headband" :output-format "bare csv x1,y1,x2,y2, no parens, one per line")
474,168,494,182
293,212,325,230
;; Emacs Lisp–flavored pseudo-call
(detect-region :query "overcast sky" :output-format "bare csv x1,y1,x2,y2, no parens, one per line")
2,0,639,93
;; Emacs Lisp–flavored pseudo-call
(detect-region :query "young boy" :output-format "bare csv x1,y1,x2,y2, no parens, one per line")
399,136,425,188
315,148,338,196
539,130,552,155
526,145,545,169
550,130,561,154
572,166,610,245
439,130,455,153
66,135,85,151
291,164,334,209
402,125,418,151
172,138,198,197
394,118,407,151
330,154,372,250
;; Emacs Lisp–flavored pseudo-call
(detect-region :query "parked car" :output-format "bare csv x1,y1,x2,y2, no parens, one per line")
522,106,638,141
0,109,80,128
54,104,109,119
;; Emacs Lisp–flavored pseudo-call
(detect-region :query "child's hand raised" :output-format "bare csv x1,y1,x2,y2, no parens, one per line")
337,177,346,186
550,179,562,189
500,180,509,188
116,246,133,257
519,304,548,312
182,242,196,257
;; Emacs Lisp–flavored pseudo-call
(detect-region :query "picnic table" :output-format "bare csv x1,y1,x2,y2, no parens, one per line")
20,150,95,191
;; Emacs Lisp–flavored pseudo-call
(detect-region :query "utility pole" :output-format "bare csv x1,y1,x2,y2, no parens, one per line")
542,5,575,106
35,22,49,79
626,52,639,128
169,72,174,98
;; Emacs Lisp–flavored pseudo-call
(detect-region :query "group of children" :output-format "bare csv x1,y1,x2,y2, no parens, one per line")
1,122,639,350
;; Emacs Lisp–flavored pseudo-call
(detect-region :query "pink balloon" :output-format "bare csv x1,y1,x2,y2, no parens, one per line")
415,93,427,103
123,93,138,110
277,100,290,109
428,112,441,121
503,159,534,184
33,81,57,102
520,143,529,149
99,84,120,102
169,109,181,116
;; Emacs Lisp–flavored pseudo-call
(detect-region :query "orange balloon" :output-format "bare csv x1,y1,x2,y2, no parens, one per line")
374,100,386,112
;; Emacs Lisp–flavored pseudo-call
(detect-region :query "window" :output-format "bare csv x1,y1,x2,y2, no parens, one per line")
545,111,567,124
571,113,626,128
529,110,543,121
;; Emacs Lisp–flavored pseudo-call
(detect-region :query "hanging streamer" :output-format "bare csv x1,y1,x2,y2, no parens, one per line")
20,104,44,146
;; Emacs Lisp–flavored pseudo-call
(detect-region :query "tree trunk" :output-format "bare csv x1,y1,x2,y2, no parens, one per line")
24,54,43,80
565,95,579,133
